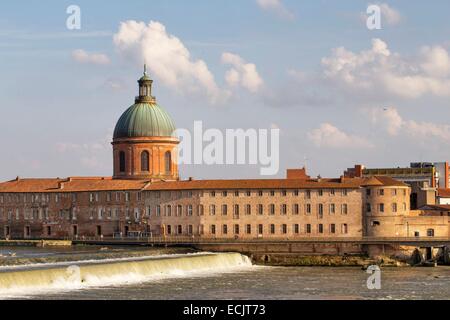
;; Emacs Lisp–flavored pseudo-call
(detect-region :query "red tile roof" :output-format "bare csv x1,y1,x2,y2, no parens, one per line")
0,177,148,193
438,189,450,198
0,175,407,193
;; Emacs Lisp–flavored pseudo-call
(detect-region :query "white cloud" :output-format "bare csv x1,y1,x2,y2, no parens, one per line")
56,132,112,170
322,38,450,99
370,107,403,136
256,0,294,20
222,52,263,93
71,49,110,65
113,20,229,104
307,123,373,149
379,3,402,25
371,107,450,143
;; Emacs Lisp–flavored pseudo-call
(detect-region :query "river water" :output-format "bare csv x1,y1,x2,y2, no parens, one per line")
0,246,449,300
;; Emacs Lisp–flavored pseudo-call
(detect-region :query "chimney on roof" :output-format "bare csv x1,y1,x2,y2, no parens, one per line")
188,177,194,181
286,168,310,180
15,176,20,181
58,182,65,190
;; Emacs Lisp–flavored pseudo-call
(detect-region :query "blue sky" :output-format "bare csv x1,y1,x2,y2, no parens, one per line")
1,0,450,181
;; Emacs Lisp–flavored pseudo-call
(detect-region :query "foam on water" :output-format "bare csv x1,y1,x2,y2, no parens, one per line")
0,252,253,298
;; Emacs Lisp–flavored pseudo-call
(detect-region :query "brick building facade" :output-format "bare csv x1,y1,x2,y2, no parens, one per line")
0,71,449,240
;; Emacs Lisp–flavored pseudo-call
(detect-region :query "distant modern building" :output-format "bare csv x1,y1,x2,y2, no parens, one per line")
344,162,450,209
0,69,449,240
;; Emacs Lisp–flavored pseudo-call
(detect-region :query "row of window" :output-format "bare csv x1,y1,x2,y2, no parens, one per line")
209,189,349,198
0,202,352,222
165,223,349,235
119,150,172,173
366,202,407,213
153,203,349,217
366,188,407,197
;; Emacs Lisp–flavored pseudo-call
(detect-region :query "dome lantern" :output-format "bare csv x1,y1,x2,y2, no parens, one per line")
136,64,156,104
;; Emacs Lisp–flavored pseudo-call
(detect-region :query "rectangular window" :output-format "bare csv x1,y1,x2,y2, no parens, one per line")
366,189,371,196
187,205,193,216
246,190,251,197
330,189,335,196
222,224,228,235
306,190,311,199
293,204,299,215
245,204,251,215
281,204,287,215
222,191,228,197
281,190,287,196
392,189,397,196
125,192,130,202
222,204,228,216
379,203,385,213
198,205,204,216
211,191,216,197
330,203,335,215
258,224,263,235
234,190,239,197
392,203,397,213
258,190,263,197
318,190,323,197
209,204,216,216
341,224,348,234
318,224,324,234
269,204,275,215
294,224,299,234
379,189,384,196
233,204,239,217
258,204,264,215
330,224,336,234
306,224,311,234
366,203,371,213
281,224,287,234
234,224,239,235
107,192,112,202
210,224,216,235
306,203,311,215
246,224,251,234
342,204,348,215
342,189,348,196
156,205,161,217
318,204,323,218
270,224,275,234
294,190,299,196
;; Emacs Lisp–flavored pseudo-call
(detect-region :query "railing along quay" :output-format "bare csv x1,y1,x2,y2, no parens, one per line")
68,236,450,245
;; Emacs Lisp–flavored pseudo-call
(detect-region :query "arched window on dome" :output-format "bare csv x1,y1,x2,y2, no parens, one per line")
165,151,172,174
119,151,126,173
141,151,150,172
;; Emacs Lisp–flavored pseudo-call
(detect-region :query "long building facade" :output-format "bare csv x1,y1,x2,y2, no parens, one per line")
1,71,449,240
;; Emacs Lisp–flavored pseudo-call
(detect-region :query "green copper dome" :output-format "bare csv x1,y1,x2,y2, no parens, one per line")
113,103,176,139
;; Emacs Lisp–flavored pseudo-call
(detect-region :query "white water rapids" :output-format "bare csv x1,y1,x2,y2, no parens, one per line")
0,252,253,298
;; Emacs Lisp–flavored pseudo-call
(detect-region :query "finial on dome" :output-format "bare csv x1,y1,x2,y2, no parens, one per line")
144,63,147,76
